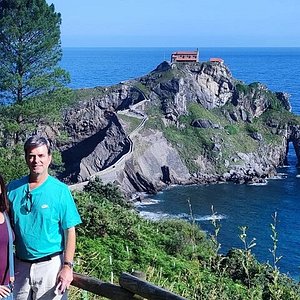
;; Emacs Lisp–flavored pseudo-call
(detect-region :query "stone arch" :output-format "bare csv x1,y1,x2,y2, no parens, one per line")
287,125,300,166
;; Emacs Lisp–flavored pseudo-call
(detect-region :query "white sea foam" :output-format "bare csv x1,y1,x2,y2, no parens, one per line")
134,198,160,207
139,210,227,222
139,211,170,220
194,214,227,221
267,173,288,180
269,176,284,180
277,172,288,178
248,181,268,186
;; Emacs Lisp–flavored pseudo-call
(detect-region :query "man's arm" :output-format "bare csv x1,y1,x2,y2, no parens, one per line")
57,227,76,291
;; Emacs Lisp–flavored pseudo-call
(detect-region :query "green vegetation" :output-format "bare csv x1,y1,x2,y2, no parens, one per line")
132,82,151,98
71,178,300,300
0,0,69,104
185,103,224,124
143,101,277,174
0,0,74,181
0,88,75,182
261,108,300,128
225,124,239,135
145,67,183,85
74,86,112,101
0,3,299,298
245,123,258,134
235,82,291,113
117,114,142,134
163,125,215,172
0,144,28,182
236,82,261,95
144,105,165,131
140,84,300,175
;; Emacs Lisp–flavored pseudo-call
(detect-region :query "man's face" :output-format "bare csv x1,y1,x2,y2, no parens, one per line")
26,145,52,177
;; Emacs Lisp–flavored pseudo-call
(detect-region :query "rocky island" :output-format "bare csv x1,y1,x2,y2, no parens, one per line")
30,60,300,197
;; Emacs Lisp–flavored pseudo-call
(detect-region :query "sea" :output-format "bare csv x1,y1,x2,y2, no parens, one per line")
61,47,300,280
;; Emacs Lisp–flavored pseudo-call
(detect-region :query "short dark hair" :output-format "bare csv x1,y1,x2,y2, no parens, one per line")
0,174,9,213
24,136,52,156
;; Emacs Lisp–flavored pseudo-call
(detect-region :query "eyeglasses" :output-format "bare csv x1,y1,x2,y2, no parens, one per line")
25,190,33,213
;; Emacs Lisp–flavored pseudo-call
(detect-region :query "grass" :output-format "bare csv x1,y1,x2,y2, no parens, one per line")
69,179,300,300
117,113,143,135
143,101,284,174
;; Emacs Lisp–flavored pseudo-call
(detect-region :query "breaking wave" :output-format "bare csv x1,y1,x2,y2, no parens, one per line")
139,211,227,222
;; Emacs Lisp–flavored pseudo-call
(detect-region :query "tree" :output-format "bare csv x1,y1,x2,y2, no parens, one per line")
0,0,69,104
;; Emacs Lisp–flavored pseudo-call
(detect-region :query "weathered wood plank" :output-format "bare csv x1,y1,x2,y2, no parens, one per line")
72,272,135,300
119,272,187,300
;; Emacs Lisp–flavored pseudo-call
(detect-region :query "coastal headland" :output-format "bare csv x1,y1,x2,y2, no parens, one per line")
32,59,300,197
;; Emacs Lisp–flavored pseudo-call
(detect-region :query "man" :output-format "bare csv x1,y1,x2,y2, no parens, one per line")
7,136,81,300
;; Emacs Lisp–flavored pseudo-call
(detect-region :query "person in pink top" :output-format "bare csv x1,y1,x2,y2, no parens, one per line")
0,174,14,300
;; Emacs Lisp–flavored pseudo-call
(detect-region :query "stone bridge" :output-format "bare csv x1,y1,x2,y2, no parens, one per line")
287,125,300,166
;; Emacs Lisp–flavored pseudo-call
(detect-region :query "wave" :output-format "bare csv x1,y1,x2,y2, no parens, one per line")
194,214,227,221
247,181,268,186
177,212,227,221
138,210,227,222
276,172,288,177
138,211,170,220
270,176,285,180
134,198,161,207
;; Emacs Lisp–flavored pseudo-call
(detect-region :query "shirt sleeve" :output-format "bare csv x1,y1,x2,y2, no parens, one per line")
60,187,82,230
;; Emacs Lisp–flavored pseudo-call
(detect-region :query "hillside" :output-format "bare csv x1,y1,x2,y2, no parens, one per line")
73,178,300,300
1,59,300,197
1,57,300,299
58,60,300,197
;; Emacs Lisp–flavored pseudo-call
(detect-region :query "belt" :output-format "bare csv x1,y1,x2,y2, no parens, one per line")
17,251,63,264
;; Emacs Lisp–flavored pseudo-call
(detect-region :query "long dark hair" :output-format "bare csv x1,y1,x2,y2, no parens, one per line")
0,175,9,213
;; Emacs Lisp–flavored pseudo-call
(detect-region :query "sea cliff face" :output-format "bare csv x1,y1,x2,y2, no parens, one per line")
50,60,300,196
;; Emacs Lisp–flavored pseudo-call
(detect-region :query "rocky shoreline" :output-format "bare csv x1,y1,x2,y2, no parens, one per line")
43,60,300,197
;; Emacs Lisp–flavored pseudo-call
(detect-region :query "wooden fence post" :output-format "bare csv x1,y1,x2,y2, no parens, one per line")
72,272,135,300
131,271,146,299
119,272,187,300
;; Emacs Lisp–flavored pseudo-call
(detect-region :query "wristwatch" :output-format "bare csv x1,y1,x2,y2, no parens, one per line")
63,261,74,269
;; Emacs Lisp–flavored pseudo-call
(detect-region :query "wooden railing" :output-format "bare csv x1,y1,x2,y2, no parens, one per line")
72,272,187,300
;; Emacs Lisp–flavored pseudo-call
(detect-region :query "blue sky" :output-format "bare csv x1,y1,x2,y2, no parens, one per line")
46,0,300,47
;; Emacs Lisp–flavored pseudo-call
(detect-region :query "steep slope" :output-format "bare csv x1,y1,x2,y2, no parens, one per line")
57,60,300,196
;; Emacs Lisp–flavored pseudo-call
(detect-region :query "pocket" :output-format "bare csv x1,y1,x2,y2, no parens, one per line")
39,204,52,219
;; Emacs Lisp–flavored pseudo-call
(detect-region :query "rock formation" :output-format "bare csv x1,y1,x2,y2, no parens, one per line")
49,60,300,196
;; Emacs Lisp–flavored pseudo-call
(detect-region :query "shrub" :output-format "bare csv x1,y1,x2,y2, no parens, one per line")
225,124,239,135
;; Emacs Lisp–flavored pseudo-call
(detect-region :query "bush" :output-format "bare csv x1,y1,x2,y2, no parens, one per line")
73,182,300,299
225,124,239,135
83,177,130,208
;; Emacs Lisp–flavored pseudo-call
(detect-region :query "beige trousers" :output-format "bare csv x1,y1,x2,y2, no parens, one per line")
14,255,68,300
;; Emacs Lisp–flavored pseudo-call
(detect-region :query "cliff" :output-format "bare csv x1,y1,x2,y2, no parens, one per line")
40,61,300,196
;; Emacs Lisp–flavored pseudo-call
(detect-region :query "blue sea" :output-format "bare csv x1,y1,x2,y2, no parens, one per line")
61,47,300,279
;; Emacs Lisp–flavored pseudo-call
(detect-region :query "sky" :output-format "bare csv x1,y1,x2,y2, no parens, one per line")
46,0,300,48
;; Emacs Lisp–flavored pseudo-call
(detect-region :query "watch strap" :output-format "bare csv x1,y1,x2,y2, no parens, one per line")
63,261,74,269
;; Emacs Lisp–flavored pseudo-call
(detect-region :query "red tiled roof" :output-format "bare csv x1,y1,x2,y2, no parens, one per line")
210,57,224,63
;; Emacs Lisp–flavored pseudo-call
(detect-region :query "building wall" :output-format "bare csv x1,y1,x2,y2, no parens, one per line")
171,51,199,63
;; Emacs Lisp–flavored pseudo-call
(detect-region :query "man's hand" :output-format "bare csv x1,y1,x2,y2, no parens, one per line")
56,265,73,293
0,285,11,298
57,227,76,293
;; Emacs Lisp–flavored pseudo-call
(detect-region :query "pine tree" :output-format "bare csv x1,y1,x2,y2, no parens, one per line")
0,0,69,104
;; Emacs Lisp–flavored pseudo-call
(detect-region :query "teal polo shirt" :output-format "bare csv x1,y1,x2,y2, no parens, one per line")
8,175,81,260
